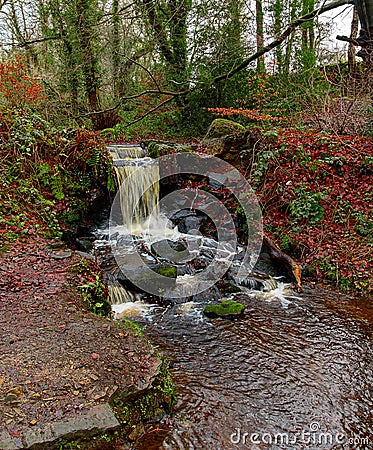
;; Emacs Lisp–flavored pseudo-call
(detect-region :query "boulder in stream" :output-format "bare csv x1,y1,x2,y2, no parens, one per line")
204,300,245,319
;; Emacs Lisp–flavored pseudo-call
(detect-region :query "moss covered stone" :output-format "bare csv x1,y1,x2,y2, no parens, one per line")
145,141,196,158
204,300,245,319
153,264,177,278
111,358,175,440
204,119,246,140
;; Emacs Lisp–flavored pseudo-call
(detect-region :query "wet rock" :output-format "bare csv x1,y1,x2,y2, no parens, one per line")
145,141,197,158
170,209,196,222
151,240,188,263
192,286,221,303
76,237,94,252
117,263,177,296
208,172,228,189
178,215,205,234
217,279,242,294
190,256,209,271
204,300,245,319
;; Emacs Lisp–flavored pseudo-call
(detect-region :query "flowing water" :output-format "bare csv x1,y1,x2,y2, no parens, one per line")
134,288,372,450
100,145,373,450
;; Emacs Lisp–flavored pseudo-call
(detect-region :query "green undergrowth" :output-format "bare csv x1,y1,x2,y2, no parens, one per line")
0,108,113,245
69,257,111,316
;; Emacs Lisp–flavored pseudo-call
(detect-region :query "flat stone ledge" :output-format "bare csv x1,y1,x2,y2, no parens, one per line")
24,404,120,449
0,431,23,449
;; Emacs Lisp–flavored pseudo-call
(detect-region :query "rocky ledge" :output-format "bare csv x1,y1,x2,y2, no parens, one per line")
0,241,173,449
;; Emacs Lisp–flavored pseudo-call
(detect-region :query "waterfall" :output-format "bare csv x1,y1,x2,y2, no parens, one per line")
108,144,147,159
108,282,137,305
105,144,165,312
109,145,160,231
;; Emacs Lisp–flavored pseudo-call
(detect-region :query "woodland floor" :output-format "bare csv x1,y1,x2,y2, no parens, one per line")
0,239,161,448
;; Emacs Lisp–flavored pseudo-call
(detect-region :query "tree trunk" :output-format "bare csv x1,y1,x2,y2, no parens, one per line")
256,0,265,73
111,0,121,100
348,6,359,79
273,0,283,73
355,0,373,118
75,0,101,114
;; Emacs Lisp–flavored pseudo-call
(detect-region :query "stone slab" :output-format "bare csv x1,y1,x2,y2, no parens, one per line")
24,404,120,449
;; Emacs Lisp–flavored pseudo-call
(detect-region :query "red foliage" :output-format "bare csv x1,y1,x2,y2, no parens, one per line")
207,107,285,122
255,129,373,292
0,55,45,109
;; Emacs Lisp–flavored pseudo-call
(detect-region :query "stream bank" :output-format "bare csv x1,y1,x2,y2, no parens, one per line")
0,240,174,449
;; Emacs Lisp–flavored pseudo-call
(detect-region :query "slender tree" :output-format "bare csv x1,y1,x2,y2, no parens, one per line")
256,0,265,73
348,6,359,77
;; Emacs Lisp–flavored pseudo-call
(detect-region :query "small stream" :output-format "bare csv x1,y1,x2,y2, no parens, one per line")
134,286,372,450
94,144,372,449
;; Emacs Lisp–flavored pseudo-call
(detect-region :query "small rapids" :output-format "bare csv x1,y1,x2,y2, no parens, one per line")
95,145,372,450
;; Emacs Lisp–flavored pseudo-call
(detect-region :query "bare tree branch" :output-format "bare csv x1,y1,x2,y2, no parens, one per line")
336,34,360,45
124,95,175,127
75,0,356,125
213,0,354,83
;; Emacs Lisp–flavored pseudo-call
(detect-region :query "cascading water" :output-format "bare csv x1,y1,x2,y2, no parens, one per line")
102,144,164,308
92,144,372,449
110,145,160,232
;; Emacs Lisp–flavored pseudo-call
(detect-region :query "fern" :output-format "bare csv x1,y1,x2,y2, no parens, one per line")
51,166,65,200
38,162,51,187
86,146,101,178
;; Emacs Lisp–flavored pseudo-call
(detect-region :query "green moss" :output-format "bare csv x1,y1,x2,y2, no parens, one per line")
204,300,245,318
204,118,246,140
55,430,126,449
121,318,143,337
153,265,177,278
111,357,175,436
146,141,195,158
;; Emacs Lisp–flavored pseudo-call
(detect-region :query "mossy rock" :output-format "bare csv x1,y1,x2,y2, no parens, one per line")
204,119,246,140
204,300,245,319
217,279,242,294
202,120,248,164
145,141,196,158
153,264,177,278
117,263,177,296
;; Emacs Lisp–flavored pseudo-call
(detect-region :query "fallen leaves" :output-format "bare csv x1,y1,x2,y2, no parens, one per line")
257,129,373,293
